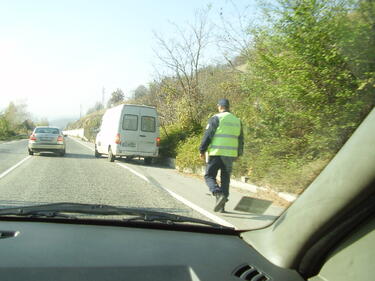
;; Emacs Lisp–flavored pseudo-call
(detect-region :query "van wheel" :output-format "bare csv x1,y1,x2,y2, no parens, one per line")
108,148,115,162
28,149,34,156
95,146,101,158
144,157,152,165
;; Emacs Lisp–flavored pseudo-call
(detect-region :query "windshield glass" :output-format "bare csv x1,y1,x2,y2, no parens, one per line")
35,128,60,134
0,0,374,230
141,116,156,132
123,115,138,131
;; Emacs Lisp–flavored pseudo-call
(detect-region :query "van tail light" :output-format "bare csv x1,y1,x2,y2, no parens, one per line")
57,136,64,143
156,137,160,147
115,134,121,144
29,134,36,141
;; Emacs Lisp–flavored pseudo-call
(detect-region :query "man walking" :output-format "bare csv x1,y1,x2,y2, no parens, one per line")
199,99,244,213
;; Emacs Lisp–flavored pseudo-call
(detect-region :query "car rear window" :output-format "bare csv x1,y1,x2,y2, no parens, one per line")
35,128,60,134
122,114,138,131
141,116,155,132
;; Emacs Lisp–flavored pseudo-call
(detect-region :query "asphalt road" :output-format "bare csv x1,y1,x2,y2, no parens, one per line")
0,137,284,230
0,138,208,222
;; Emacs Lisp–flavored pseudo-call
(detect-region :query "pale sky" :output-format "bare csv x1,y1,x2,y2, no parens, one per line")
0,0,256,121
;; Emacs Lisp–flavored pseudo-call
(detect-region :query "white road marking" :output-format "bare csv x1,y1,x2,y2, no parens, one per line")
72,137,236,228
69,137,95,151
116,163,150,183
0,156,32,180
116,163,235,229
159,185,236,228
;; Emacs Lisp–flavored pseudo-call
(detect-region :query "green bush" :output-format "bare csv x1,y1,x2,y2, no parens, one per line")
233,148,330,194
227,0,375,193
159,124,202,158
175,134,203,171
0,117,11,140
159,125,184,158
82,112,104,142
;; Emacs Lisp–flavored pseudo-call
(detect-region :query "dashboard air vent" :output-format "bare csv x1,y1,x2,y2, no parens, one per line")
0,231,19,239
233,264,270,281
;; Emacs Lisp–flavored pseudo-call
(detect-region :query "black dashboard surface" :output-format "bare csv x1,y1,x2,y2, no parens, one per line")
0,220,304,281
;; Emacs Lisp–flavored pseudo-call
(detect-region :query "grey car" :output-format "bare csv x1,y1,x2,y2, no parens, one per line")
28,126,66,156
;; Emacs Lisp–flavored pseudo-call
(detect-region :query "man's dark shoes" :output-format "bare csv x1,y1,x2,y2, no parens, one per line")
217,198,229,213
218,206,226,213
214,194,227,212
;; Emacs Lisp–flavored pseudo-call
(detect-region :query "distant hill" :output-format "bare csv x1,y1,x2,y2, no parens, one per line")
64,110,106,141
49,117,78,130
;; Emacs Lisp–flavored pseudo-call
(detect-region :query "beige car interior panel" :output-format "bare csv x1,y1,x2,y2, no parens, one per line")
308,216,375,281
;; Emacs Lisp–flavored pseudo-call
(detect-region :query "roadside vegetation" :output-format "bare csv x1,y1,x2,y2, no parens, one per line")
65,110,105,142
67,0,375,193
0,102,47,141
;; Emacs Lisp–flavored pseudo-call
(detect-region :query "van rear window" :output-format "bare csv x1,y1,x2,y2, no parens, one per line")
141,116,155,132
122,114,138,131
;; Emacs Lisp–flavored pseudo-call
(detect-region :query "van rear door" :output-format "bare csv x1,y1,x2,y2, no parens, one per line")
120,106,139,152
138,108,158,153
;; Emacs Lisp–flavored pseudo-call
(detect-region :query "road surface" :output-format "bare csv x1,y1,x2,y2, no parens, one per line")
0,138,284,229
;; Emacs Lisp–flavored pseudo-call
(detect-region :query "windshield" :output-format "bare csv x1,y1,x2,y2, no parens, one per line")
35,128,60,134
0,0,374,231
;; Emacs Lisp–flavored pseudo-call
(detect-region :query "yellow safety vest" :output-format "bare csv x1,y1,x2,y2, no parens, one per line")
208,112,241,157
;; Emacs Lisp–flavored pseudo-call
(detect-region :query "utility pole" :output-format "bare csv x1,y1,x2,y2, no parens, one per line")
80,104,82,119
102,87,105,106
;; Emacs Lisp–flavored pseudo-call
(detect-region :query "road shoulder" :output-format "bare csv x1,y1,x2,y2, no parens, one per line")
69,136,286,230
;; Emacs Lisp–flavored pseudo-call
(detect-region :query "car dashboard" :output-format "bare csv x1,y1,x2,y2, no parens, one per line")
0,219,305,281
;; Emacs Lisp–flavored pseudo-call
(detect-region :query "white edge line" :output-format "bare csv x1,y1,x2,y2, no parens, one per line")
162,186,236,229
69,137,95,151
116,163,150,183
0,156,32,180
72,137,236,228
116,163,235,229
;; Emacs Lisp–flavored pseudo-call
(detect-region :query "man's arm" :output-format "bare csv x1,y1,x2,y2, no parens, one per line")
238,121,244,157
199,116,219,154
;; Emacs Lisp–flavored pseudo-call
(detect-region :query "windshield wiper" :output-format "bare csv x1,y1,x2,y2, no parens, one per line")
0,202,230,229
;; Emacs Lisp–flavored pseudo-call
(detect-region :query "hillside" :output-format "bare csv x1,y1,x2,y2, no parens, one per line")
65,109,106,142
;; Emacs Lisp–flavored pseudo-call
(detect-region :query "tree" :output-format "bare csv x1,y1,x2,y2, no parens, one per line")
3,102,29,129
36,118,49,126
0,115,11,139
107,89,125,108
153,8,212,128
21,119,35,134
226,0,375,189
215,1,254,71
133,85,149,100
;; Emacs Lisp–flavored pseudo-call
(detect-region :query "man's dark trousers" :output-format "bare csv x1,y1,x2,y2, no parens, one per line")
204,156,234,197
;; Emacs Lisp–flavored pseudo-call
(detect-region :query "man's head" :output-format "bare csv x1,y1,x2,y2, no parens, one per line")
217,99,230,112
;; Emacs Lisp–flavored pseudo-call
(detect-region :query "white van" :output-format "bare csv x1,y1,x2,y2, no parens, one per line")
95,104,160,164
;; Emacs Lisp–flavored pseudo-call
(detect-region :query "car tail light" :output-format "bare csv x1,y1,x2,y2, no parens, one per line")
57,136,64,143
156,137,160,147
29,134,36,141
115,133,121,144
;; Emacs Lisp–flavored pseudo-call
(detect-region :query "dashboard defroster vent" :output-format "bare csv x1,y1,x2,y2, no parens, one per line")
0,231,19,239
233,264,271,281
